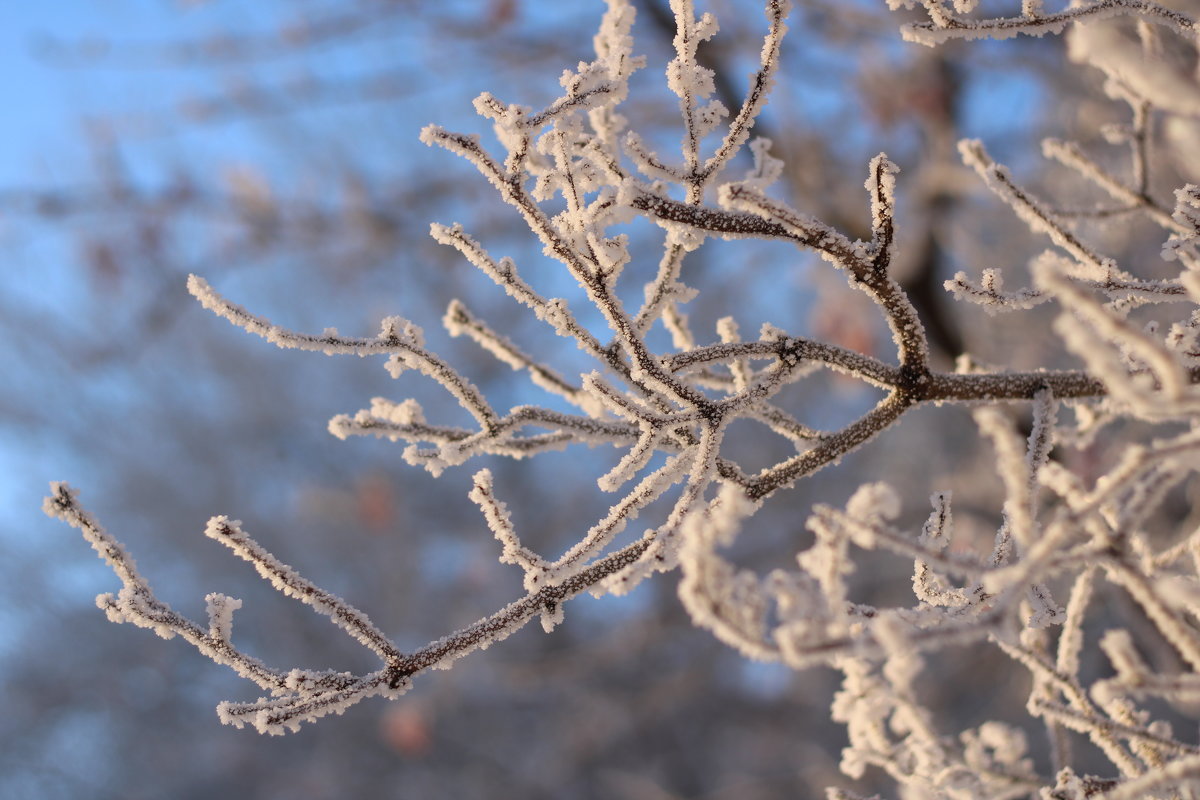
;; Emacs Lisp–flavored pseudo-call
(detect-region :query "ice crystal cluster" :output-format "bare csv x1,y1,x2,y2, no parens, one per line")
43,1,1200,797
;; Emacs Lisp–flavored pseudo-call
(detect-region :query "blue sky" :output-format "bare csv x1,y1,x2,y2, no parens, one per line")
0,3,213,186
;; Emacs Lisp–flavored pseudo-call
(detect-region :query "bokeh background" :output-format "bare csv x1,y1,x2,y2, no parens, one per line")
0,1,1154,797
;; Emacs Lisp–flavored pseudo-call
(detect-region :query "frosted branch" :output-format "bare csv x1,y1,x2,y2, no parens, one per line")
901,0,1197,47
44,2,1200,795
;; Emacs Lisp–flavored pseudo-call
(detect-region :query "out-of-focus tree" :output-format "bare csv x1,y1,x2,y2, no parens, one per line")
18,1,1200,798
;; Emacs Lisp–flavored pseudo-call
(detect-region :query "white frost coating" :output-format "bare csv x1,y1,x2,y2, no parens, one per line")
945,266,1048,314
1174,184,1200,234
43,484,406,732
960,139,1113,274
205,593,242,642
1098,754,1200,800
1068,13,1200,117
1166,185,1200,268
1026,582,1066,629
845,482,901,524
1043,138,1191,236
470,469,550,593
864,153,898,238
189,273,498,431
1027,388,1057,502
602,426,723,596
913,492,972,608
665,0,723,181
189,274,427,355
542,453,691,587
204,516,401,662
1036,257,1191,414
900,0,1196,48
715,316,751,393
443,298,594,412
701,0,790,179
42,1,1200,794
538,602,565,634
678,483,777,660
973,391,1059,594
596,422,664,492
724,136,785,197
1056,568,1097,679
1156,574,1200,614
